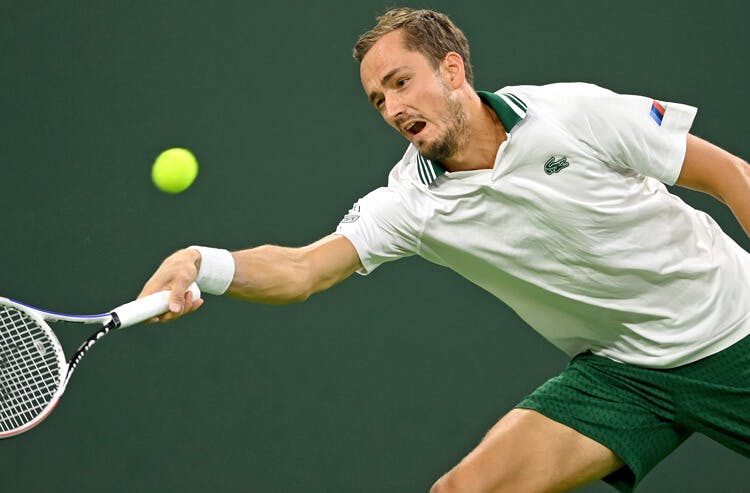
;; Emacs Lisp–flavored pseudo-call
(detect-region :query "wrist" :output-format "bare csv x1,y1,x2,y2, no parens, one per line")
187,246,235,295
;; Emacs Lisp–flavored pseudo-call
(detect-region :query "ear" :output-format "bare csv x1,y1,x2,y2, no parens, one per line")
441,52,466,89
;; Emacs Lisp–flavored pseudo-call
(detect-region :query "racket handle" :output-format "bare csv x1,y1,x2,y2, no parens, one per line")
112,283,201,328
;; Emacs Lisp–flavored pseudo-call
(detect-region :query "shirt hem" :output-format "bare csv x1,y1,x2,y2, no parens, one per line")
593,315,750,369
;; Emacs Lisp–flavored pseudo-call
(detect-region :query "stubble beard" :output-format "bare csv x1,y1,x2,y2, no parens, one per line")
418,85,469,163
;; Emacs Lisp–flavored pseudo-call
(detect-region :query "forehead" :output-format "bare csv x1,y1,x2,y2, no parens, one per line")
359,30,431,89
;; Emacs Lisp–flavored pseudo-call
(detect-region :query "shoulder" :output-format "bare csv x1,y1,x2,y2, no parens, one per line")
494,83,630,140
479,83,615,135
495,82,615,113
495,82,613,98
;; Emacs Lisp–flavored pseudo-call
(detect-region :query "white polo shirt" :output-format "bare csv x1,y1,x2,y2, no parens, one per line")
335,82,750,368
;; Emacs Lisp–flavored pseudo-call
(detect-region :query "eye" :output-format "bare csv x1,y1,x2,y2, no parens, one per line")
374,97,384,110
396,77,409,87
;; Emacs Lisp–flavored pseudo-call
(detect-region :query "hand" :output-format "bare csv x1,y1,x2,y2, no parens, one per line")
138,248,205,322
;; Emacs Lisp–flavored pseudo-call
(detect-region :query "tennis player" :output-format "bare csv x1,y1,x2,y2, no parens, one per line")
139,8,750,493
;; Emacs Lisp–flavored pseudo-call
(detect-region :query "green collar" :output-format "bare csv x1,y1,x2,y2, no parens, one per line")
477,90,528,132
415,90,528,186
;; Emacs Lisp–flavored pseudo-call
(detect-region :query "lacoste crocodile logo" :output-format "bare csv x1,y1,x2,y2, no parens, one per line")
544,156,570,175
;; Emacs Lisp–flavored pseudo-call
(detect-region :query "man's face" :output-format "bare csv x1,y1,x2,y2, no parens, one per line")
360,30,468,162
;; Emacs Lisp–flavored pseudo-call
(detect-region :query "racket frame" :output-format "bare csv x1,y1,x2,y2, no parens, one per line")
0,284,199,438
0,299,117,438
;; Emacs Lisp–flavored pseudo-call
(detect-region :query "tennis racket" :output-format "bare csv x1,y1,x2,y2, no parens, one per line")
0,283,200,438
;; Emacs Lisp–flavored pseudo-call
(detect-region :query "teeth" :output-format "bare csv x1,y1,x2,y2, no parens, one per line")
406,122,416,131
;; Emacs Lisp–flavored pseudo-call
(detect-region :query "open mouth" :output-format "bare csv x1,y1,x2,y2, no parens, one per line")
405,121,426,136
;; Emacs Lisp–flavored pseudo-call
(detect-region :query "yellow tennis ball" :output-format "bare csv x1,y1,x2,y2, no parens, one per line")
151,148,199,194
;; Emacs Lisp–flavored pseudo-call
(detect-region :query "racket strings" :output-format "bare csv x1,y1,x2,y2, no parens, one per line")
0,306,62,432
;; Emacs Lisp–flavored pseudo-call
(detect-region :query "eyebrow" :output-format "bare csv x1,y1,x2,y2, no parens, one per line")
368,66,408,106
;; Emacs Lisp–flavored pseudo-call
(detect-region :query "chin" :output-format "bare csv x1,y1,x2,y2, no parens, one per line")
413,135,433,153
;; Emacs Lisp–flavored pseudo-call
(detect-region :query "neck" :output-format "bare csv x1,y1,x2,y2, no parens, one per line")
441,91,507,172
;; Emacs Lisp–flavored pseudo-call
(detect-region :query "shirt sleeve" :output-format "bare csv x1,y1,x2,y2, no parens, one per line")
334,186,420,275
555,83,697,184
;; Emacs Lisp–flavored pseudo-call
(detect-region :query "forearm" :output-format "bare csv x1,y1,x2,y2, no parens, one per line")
226,235,361,305
227,245,314,304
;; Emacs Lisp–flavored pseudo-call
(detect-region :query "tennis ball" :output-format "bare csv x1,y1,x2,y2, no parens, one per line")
151,148,199,194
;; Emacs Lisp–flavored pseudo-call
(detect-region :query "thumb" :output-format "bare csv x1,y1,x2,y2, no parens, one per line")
168,287,187,313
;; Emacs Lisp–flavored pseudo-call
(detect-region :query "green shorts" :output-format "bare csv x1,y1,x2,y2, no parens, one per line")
516,334,750,492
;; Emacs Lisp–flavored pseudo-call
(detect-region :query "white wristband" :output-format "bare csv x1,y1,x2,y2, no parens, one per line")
188,246,235,295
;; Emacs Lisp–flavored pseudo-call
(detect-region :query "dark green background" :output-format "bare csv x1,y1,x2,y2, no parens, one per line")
1,1,748,491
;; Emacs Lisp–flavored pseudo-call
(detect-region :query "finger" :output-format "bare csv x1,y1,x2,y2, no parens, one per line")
190,298,205,312
181,292,204,318
154,289,203,323
168,279,198,314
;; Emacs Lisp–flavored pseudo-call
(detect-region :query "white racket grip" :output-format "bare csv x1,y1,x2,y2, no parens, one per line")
112,283,201,329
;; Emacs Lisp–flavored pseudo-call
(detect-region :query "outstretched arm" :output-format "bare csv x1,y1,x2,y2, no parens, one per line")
139,234,362,321
229,234,362,303
676,134,750,236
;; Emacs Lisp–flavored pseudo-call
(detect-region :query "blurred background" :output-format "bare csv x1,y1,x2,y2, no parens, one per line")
1,1,748,491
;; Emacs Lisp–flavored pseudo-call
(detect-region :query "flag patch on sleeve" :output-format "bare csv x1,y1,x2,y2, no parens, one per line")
650,100,666,126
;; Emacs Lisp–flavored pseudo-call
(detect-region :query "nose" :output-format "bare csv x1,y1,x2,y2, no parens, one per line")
383,93,405,121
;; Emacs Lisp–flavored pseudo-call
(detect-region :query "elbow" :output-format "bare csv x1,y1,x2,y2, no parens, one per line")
275,265,316,304
732,156,750,182
285,255,315,303
249,288,311,305
718,157,750,204
694,157,750,205
740,158,750,178
258,279,313,305
286,288,313,304
291,268,326,303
